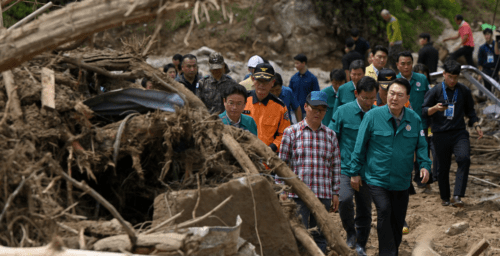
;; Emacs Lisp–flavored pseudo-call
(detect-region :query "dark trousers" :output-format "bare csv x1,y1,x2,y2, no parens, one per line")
367,184,409,256
338,174,372,236
429,136,438,182
451,46,475,67
389,43,403,70
432,130,471,201
482,68,494,92
294,198,331,253
413,129,432,186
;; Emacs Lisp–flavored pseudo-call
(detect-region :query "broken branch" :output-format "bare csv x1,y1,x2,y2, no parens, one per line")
52,159,138,250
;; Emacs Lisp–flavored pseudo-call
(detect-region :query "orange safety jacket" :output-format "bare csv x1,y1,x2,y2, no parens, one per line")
244,91,291,152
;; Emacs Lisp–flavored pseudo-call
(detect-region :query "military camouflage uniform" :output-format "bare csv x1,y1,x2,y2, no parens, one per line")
196,74,236,114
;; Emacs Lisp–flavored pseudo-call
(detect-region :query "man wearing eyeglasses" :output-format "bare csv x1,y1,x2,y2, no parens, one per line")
244,63,290,152
329,76,378,256
349,78,431,256
220,82,257,136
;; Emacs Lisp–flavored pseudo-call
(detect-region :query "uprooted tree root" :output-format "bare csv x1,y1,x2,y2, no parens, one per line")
0,49,272,249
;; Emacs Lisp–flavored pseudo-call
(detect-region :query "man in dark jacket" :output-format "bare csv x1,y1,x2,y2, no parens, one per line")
422,60,483,208
418,33,439,73
477,28,499,92
175,54,199,94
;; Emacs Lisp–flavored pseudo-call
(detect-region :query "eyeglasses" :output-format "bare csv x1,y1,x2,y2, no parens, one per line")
310,107,327,113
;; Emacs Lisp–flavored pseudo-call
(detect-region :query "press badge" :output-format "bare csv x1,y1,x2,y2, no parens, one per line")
488,53,494,63
444,104,454,119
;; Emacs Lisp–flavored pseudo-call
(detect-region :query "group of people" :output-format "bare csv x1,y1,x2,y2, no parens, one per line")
152,11,488,256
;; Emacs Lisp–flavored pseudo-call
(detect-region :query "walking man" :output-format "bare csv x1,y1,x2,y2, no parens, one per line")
245,63,290,152
175,54,199,94
396,51,431,188
322,69,346,126
366,46,389,81
343,38,364,81
381,9,403,70
478,28,499,92
289,54,320,116
332,60,365,115
270,73,302,123
351,28,371,61
329,76,378,256
444,15,475,66
422,60,483,207
197,52,236,114
279,91,341,253
350,78,431,256
418,33,439,73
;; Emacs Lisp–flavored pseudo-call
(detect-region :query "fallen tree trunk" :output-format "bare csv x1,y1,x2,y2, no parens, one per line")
290,222,325,256
0,0,178,73
225,126,351,256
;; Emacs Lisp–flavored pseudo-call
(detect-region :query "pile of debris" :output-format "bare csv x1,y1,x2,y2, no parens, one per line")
0,1,350,254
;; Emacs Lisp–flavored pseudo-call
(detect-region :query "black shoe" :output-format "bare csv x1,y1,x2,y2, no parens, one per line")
355,244,367,256
441,200,450,206
451,196,464,207
346,234,356,249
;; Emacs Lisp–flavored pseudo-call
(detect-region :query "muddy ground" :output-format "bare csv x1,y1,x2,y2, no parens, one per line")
328,160,500,256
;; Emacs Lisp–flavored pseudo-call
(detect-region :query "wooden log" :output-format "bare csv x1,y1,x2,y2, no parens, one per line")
466,239,489,256
0,240,145,256
59,56,144,80
2,70,23,121
290,222,325,256
231,126,351,256
0,0,180,73
222,133,260,175
41,67,55,109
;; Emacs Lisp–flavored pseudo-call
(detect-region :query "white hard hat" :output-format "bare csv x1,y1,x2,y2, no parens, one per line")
247,55,264,68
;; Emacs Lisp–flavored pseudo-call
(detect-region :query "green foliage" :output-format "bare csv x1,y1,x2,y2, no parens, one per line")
230,3,259,39
312,0,463,52
164,10,192,32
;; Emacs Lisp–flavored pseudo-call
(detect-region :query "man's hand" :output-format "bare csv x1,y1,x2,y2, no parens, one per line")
350,176,362,192
330,195,339,213
433,103,448,112
420,168,430,184
476,126,484,140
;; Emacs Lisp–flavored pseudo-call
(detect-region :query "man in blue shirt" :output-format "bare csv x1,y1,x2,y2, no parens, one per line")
478,28,499,92
321,69,346,126
289,54,320,116
270,73,302,123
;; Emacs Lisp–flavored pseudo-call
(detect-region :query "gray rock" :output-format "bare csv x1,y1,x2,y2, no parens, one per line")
268,33,284,51
254,17,269,31
445,221,469,236
190,46,216,57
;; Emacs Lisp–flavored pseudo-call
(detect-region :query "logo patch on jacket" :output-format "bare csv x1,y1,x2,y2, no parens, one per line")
243,110,251,114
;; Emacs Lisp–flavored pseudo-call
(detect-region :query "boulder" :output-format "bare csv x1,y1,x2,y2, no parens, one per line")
268,33,284,52
152,176,300,256
445,221,469,236
253,17,269,31
272,0,335,60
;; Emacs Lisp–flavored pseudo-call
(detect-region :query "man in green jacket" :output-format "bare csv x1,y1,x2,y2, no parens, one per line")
332,60,365,116
396,51,432,188
381,9,403,70
349,78,431,256
329,76,378,256
321,69,346,126
219,82,258,136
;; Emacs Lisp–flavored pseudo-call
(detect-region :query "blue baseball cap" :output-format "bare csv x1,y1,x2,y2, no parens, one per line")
306,91,328,107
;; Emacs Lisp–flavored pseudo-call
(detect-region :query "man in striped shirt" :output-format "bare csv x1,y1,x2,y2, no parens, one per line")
279,91,341,253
